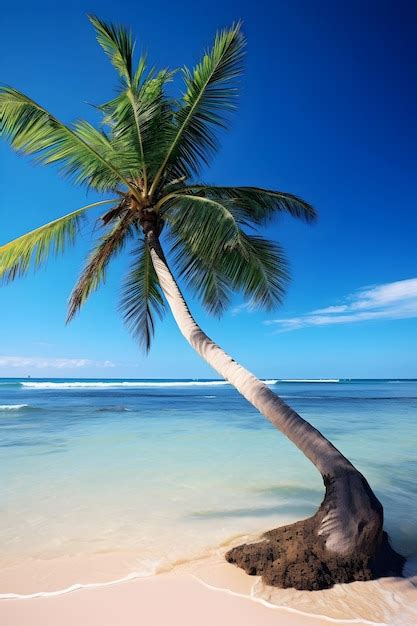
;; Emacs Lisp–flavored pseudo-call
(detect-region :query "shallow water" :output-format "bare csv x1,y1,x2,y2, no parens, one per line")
1,378,417,617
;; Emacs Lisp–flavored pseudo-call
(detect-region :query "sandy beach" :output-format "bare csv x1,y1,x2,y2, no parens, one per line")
1,552,416,626
0,576,361,626
0,559,374,626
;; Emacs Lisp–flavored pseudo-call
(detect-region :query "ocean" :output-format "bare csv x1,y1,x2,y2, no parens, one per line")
1,378,416,621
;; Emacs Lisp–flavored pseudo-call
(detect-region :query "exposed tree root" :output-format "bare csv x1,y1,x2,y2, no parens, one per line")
226,471,405,591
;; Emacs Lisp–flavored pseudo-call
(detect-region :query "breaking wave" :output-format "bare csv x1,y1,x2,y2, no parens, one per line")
279,379,340,383
0,404,30,411
21,379,278,390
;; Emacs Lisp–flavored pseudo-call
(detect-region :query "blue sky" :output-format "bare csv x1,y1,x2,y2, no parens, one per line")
1,0,416,379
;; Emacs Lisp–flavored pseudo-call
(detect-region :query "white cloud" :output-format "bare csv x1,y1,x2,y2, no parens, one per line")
311,305,349,314
0,356,116,369
266,278,417,332
231,301,257,316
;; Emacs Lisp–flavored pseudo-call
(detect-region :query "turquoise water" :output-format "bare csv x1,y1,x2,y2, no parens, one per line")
1,378,416,595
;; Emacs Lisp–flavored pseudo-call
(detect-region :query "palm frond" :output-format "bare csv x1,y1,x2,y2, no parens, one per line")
171,240,231,316
220,234,289,309
166,187,290,312
89,15,135,83
177,185,317,224
0,87,134,192
89,16,176,189
120,241,166,351
150,23,245,194
171,227,289,313
164,193,244,262
134,70,175,177
101,70,174,185
67,214,136,321
0,200,114,283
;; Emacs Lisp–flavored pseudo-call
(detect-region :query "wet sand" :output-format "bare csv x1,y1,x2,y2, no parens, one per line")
1,554,416,626
0,566,369,626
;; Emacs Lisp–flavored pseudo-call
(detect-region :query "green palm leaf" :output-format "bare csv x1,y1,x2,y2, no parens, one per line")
0,200,115,283
177,185,317,224
67,214,137,321
89,15,135,84
100,70,174,186
164,193,245,263
90,14,147,186
171,240,232,316
149,23,245,195
166,189,289,311
90,16,176,190
0,87,134,192
173,229,288,313
220,234,289,309
120,241,166,351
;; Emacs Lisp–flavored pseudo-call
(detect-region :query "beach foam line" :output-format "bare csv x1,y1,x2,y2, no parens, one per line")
0,572,143,600
0,567,387,625
1,566,384,625
192,575,387,626
0,536,250,600
0,404,29,411
3,549,413,624
279,379,340,383
21,380,278,389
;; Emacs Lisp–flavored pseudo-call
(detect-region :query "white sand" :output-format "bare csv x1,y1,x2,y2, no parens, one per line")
0,567,370,626
3,554,417,626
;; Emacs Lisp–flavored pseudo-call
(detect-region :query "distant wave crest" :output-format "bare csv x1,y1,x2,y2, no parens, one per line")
0,382,23,388
0,404,29,411
280,379,340,383
21,379,278,389
21,381,229,389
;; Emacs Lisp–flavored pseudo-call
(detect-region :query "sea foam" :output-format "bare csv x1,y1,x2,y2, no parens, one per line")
21,379,278,389
280,379,340,383
0,404,29,411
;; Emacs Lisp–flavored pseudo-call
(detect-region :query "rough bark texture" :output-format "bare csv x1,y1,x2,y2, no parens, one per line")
226,470,405,590
145,230,405,590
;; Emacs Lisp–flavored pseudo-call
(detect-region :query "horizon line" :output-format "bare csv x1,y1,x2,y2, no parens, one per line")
1,377,416,382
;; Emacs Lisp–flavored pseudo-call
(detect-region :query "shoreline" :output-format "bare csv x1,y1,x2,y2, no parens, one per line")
1,550,416,625
0,558,380,626
0,530,264,597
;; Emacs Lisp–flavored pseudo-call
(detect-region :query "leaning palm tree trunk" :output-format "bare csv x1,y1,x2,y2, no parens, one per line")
147,229,404,590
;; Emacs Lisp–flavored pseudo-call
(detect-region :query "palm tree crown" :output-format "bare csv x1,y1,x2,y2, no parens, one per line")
0,16,316,350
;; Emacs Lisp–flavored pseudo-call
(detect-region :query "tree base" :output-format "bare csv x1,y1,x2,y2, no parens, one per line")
225,475,405,591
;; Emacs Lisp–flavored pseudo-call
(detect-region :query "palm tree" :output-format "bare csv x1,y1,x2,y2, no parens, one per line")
0,16,403,590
